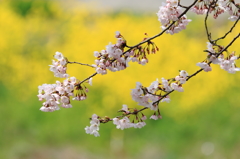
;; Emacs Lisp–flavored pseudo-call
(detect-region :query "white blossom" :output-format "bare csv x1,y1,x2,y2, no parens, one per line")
196,62,212,72
85,114,100,137
157,1,191,34
49,52,69,78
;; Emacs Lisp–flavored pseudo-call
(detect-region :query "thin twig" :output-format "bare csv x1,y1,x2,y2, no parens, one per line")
213,16,240,42
68,61,95,68
204,0,219,43
79,72,98,85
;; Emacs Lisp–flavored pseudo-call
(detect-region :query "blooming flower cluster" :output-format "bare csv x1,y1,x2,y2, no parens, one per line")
37,77,88,112
191,0,210,15
92,31,128,75
49,52,69,78
218,0,240,21
150,114,162,120
197,42,240,73
219,54,240,73
85,114,100,137
85,106,147,137
113,117,146,130
93,32,159,75
196,62,212,72
156,0,192,34
38,77,75,112
131,70,188,111
191,0,240,20
113,104,146,130
131,82,160,111
191,0,224,18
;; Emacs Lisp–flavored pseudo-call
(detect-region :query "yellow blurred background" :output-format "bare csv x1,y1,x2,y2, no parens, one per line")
0,0,240,158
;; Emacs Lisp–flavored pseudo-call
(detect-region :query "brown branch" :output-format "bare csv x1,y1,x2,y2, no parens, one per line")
68,61,95,68
204,0,219,43
213,16,240,42
79,72,98,85
178,4,188,9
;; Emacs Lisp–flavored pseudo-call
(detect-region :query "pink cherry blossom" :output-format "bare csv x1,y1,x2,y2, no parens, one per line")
122,104,129,113
157,1,191,34
150,115,158,120
147,79,159,93
38,77,88,112
113,117,131,130
49,52,69,78
85,114,100,137
161,77,173,92
133,122,146,129
196,62,212,72
171,83,184,92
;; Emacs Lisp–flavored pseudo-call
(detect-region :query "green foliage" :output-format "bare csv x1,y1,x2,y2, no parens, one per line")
9,0,56,18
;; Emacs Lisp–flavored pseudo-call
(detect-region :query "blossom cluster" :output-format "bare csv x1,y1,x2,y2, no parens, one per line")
37,77,76,112
92,31,128,75
49,52,69,78
197,42,240,73
219,0,240,21
85,114,100,137
112,104,147,130
85,103,162,137
191,0,240,20
131,70,188,111
93,32,158,75
157,0,240,35
37,77,89,112
156,0,192,34
85,105,147,137
113,117,146,130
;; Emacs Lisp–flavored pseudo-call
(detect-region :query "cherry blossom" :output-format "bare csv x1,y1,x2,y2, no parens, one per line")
93,32,158,75
161,95,171,103
147,79,159,94
219,55,240,73
196,62,212,72
49,52,69,78
93,31,129,75
157,0,191,34
218,0,240,21
204,42,240,73
131,82,160,110
112,117,146,130
191,0,225,19
150,115,158,120
85,114,100,137
37,77,88,112
121,104,129,113
133,122,146,128
161,77,173,92
113,117,132,130
171,83,184,92
130,70,189,112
